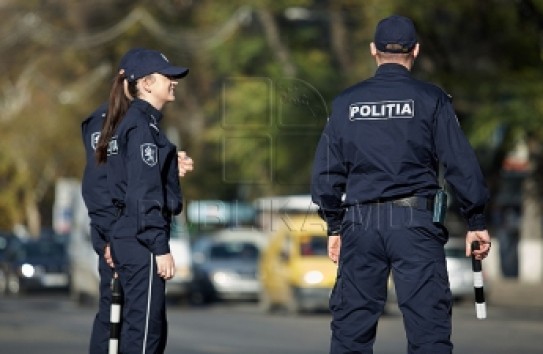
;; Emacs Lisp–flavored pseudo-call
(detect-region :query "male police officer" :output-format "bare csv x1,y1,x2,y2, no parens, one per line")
311,15,491,354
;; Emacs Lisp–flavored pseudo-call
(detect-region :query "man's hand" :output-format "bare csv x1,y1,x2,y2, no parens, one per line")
465,230,491,260
178,151,194,177
328,235,341,263
104,244,115,269
156,253,176,280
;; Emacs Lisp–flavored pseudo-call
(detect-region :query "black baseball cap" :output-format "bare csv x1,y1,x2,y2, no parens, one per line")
374,15,418,53
122,49,189,82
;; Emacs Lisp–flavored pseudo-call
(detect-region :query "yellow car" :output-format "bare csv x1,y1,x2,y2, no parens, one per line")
259,215,337,314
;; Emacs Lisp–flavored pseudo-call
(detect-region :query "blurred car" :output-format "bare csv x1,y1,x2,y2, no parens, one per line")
0,238,70,295
189,228,267,304
259,215,337,314
165,218,193,300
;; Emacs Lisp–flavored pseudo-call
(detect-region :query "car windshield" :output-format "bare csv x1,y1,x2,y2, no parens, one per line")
23,242,66,259
209,242,259,260
299,235,328,256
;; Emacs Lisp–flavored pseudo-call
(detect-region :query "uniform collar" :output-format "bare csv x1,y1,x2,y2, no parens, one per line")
375,63,411,76
131,98,163,125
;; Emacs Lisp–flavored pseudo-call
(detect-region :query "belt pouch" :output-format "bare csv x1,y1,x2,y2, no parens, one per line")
432,189,447,224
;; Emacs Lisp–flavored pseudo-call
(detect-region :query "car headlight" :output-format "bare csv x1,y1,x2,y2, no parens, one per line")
212,271,234,284
303,270,324,285
21,263,35,278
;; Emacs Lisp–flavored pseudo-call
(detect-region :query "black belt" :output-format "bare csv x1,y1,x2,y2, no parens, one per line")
363,196,433,211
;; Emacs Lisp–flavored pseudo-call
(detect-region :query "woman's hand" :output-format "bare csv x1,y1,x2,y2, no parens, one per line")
178,151,194,177
155,253,176,280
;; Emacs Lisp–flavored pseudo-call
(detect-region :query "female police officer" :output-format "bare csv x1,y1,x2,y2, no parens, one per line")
82,49,193,354
95,48,189,354
311,15,491,354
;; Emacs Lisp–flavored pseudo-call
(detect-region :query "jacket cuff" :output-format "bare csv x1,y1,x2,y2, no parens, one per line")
149,239,170,256
467,213,486,231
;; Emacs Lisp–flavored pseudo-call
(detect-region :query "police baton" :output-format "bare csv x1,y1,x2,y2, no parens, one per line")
471,241,487,319
109,272,122,354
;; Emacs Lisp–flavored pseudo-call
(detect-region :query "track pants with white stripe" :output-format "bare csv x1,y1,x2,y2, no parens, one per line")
111,237,168,354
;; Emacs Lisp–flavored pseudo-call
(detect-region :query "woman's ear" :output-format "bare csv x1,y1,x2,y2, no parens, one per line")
141,74,157,93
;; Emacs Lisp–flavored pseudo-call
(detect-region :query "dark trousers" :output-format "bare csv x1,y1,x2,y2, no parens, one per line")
329,204,453,354
89,255,115,354
110,237,168,354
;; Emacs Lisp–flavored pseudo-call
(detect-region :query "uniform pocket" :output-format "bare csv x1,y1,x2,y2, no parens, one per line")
405,208,449,245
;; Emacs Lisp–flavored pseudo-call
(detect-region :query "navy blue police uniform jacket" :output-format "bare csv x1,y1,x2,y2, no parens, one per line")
106,98,182,256
311,63,489,235
81,103,114,254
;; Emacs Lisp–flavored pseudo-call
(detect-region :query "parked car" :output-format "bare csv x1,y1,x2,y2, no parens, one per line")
189,228,267,304
0,238,70,295
259,215,337,314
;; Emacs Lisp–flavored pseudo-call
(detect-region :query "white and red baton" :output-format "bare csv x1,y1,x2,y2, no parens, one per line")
471,241,487,319
109,272,122,354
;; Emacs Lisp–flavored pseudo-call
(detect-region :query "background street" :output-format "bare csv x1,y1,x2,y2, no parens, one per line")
0,282,541,354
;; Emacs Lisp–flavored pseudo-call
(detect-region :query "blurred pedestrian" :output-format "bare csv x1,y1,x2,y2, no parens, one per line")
311,15,491,354
94,48,189,354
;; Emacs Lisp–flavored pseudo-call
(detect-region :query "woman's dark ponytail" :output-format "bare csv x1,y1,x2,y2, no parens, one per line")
95,73,136,164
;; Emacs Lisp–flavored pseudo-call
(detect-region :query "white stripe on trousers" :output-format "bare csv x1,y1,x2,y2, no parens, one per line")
142,253,154,354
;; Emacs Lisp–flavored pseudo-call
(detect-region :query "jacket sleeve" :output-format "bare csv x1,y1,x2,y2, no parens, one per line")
124,125,170,255
311,115,348,235
433,94,489,230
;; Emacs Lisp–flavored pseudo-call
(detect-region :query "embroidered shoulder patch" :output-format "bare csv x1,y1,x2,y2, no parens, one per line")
141,143,158,166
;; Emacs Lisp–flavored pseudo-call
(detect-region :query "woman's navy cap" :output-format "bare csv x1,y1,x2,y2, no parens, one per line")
374,15,418,53
118,48,144,69
122,49,189,82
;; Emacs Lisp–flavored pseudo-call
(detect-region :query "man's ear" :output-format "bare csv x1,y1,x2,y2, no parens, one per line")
370,42,378,57
413,43,420,59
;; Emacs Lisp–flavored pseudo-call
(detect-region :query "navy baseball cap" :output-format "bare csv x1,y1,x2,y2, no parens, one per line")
122,49,189,82
118,48,144,70
374,15,418,53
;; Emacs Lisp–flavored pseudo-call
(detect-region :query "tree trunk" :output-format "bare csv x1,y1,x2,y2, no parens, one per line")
256,8,296,77
25,189,41,237
328,2,353,76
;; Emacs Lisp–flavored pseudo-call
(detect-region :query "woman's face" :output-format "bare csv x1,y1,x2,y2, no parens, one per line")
139,73,178,110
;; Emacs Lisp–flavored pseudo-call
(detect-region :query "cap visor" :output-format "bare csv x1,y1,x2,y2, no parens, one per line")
159,66,189,78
